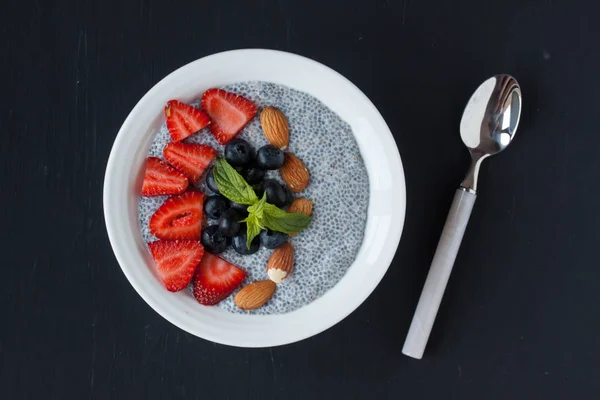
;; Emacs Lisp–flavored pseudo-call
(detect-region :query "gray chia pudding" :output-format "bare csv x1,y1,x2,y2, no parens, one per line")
139,81,370,314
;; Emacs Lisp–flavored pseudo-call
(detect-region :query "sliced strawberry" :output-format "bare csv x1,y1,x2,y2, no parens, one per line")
141,157,189,197
163,142,217,183
201,88,258,144
148,240,204,292
193,252,247,305
149,191,204,240
165,100,211,142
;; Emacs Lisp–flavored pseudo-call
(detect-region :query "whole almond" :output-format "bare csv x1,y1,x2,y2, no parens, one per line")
287,198,313,237
267,242,294,283
260,107,289,150
280,153,310,192
234,280,276,310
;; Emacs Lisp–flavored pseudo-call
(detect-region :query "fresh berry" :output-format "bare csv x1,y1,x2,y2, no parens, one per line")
192,252,247,305
164,142,216,183
165,100,211,142
201,225,229,254
201,88,258,144
141,157,188,197
224,138,255,166
230,202,249,217
218,209,241,237
283,184,295,207
256,145,285,170
205,166,219,194
231,229,260,255
260,229,289,249
242,163,265,185
263,179,287,207
204,196,229,220
148,240,204,292
149,191,204,240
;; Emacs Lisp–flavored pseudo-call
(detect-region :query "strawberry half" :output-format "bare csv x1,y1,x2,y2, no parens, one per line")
149,191,204,240
165,100,211,142
141,157,189,197
201,88,258,144
148,240,204,292
193,252,247,305
163,142,217,183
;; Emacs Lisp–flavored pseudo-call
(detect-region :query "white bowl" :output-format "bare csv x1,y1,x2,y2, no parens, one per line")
104,49,406,347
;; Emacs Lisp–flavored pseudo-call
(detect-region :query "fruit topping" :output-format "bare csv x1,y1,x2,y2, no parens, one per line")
256,145,285,170
165,100,210,142
149,191,204,240
201,89,257,144
141,157,188,197
224,138,255,166
204,195,229,220
201,225,229,254
163,142,216,183
148,240,204,291
260,229,288,249
192,252,246,305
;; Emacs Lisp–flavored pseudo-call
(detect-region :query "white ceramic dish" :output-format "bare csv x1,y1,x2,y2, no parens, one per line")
104,49,406,347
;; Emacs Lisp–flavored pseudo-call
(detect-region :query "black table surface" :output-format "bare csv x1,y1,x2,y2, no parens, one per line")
3,0,600,398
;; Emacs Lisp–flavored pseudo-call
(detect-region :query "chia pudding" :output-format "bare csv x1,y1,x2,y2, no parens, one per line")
139,81,370,314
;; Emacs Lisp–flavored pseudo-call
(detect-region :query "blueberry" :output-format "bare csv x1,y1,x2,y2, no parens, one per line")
206,166,219,194
204,196,229,220
256,145,285,170
243,164,266,184
201,225,229,254
232,229,260,255
252,182,264,199
263,179,287,207
283,184,295,207
218,209,241,237
260,229,288,249
224,139,255,166
230,201,249,217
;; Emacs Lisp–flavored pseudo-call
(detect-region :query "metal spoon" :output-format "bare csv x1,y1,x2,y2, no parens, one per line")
402,75,522,359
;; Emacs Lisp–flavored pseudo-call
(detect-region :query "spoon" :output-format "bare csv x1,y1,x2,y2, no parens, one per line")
402,75,522,359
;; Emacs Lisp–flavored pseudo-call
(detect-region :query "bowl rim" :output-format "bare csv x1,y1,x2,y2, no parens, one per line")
104,49,406,347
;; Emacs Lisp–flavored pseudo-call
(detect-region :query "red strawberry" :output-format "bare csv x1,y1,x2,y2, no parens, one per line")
148,240,204,292
141,157,189,197
201,89,258,144
192,252,247,305
165,100,211,142
163,142,216,183
149,191,204,240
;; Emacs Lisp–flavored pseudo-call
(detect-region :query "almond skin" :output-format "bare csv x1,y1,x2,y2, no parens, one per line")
287,198,313,237
280,153,310,192
260,107,289,150
234,280,276,310
267,242,294,283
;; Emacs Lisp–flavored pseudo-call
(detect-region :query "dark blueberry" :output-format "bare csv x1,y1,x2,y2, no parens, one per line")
218,209,241,237
283,184,295,207
256,145,285,170
231,229,260,255
204,196,229,220
263,179,287,207
224,139,255,166
206,166,219,194
243,164,266,184
201,225,229,254
259,229,289,249
230,201,249,217
252,182,264,199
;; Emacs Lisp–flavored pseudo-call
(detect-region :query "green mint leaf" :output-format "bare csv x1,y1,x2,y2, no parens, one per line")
213,158,258,205
247,193,267,218
242,213,263,250
262,203,311,234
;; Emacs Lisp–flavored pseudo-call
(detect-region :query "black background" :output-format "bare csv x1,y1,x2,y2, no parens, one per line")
2,0,600,398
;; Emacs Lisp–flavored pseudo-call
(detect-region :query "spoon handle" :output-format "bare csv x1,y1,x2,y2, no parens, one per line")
402,188,476,359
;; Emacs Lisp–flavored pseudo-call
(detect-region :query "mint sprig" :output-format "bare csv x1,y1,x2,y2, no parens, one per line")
213,158,312,249
213,158,258,205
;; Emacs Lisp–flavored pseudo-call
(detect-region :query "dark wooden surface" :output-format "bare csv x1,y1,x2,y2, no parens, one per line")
3,0,600,398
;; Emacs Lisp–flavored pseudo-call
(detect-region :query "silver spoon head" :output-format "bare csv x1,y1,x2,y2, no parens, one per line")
460,74,522,157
